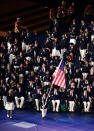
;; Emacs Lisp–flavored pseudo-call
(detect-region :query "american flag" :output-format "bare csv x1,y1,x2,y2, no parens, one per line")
52,59,66,89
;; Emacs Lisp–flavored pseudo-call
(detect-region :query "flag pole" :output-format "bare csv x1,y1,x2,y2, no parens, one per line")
44,79,54,108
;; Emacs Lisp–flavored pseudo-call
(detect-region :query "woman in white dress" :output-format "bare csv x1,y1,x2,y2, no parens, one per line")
5,89,15,119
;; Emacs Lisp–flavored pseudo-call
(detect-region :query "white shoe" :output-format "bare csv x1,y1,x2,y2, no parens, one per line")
7,114,9,118
20,105,22,108
17,105,20,108
10,116,12,119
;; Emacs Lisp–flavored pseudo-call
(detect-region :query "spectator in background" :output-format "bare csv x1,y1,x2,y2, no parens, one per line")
68,88,76,112
34,87,42,111
84,4,93,18
49,8,55,32
15,83,25,109
68,2,75,17
82,89,91,112
51,88,60,112
14,18,21,33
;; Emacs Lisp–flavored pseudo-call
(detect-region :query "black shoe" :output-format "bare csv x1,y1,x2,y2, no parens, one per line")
42,116,46,120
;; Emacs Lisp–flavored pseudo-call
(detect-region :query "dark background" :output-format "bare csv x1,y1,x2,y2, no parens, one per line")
0,0,94,33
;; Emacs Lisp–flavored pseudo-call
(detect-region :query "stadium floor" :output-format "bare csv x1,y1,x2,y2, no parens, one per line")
0,109,94,131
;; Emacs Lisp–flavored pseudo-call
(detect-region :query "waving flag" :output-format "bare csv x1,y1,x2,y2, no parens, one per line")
52,59,66,89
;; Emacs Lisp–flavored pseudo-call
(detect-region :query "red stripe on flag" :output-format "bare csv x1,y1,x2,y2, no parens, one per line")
56,71,64,85
58,74,64,87
59,75,65,87
52,69,61,84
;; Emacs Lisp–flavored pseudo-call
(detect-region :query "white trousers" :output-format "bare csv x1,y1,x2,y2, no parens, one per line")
52,100,60,112
61,48,66,57
80,49,86,60
90,67,94,75
52,48,61,57
26,45,30,53
9,54,15,64
41,108,47,118
82,73,88,80
69,101,75,112
43,82,50,86
75,78,81,88
83,101,90,112
35,99,40,111
15,96,25,108
3,96,7,107
22,42,26,50
91,35,94,41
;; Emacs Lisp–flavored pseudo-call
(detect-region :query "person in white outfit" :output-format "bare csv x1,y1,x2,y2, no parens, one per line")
51,88,60,112
34,88,42,111
68,89,76,112
82,89,91,112
15,84,25,109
